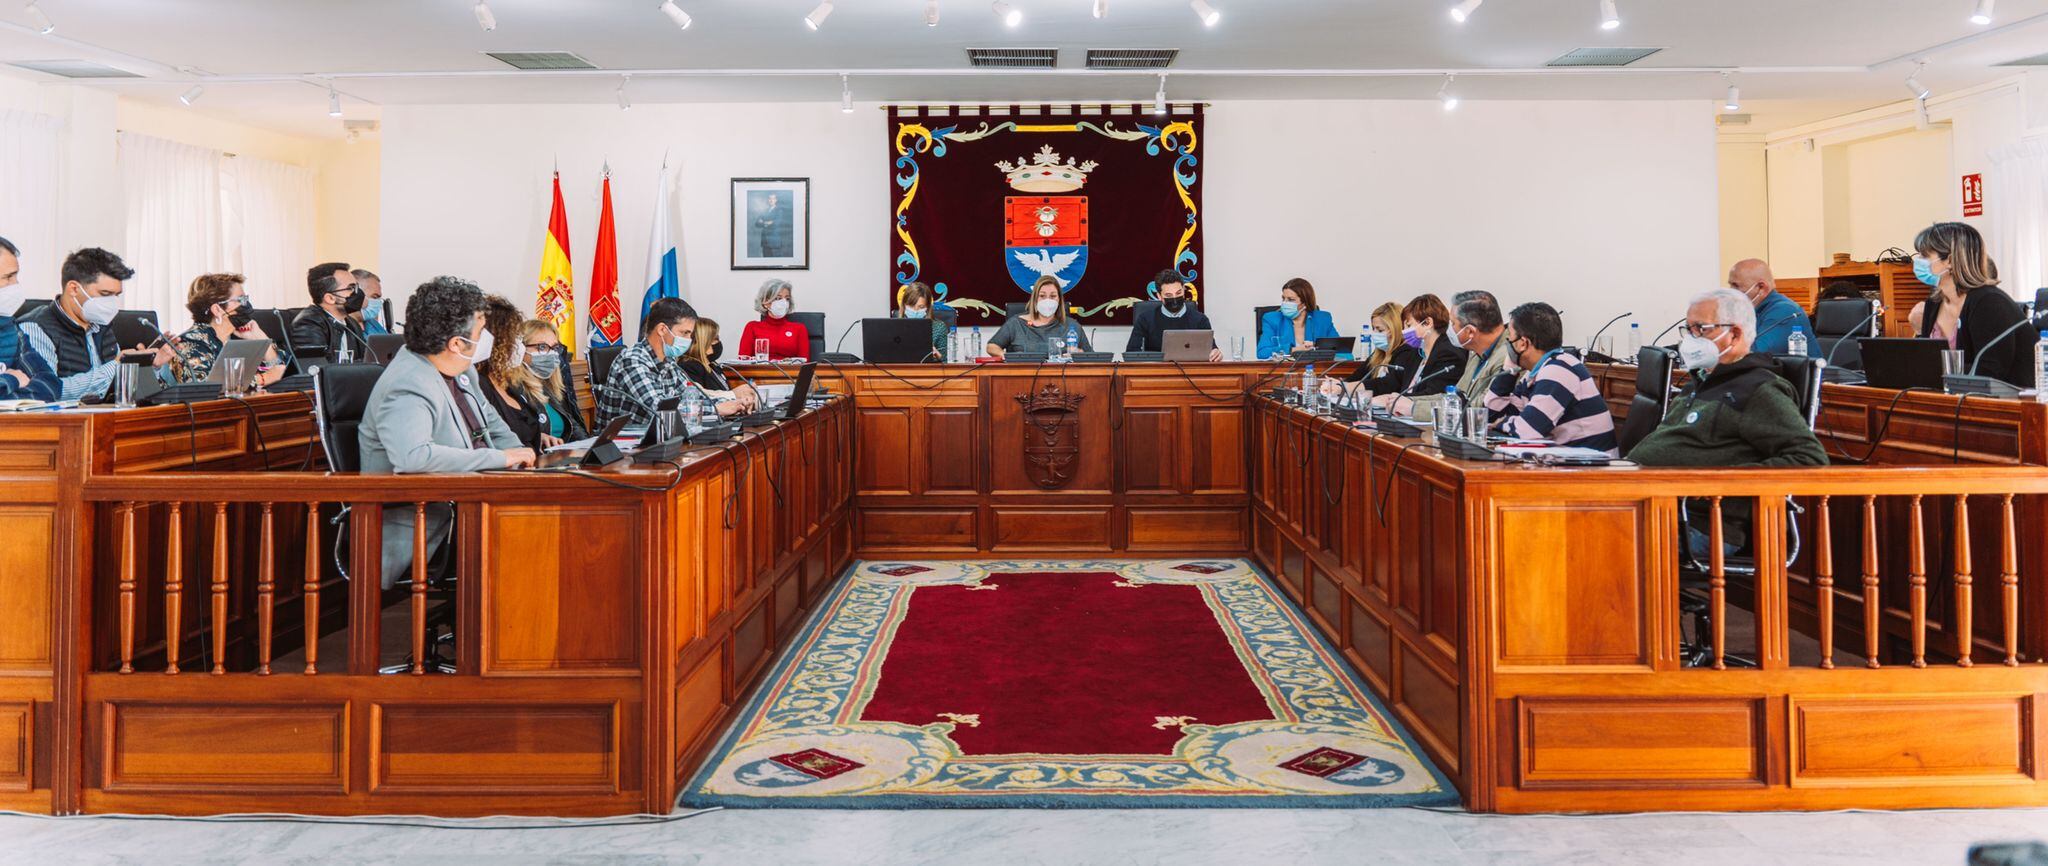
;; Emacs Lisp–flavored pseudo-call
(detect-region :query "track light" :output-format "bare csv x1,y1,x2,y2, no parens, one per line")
1722,83,1740,112
841,73,854,114
1153,74,1167,116
24,1,52,34
327,84,342,118
926,0,939,25
617,75,631,111
1438,74,1458,111
179,84,204,106
1093,0,1107,18
659,0,692,30
1599,0,1619,30
805,1,833,29
1448,0,1482,24
991,1,1020,27
1189,0,1219,26
1971,0,1994,25
1915,96,1932,130
1905,63,1930,100
473,0,495,31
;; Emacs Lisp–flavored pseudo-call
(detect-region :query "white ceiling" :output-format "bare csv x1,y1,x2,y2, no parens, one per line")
3,0,2046,139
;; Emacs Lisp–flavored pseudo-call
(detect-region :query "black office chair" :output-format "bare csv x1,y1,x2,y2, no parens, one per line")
588,344,626,406
1811,298,1877,371
1133,300,1162,320
1253,305,1279,342
788,311,827,360
935,306,960,329
1005,302,1028,319
17,298,51,317
1617,346,1677,457
110,310,161,349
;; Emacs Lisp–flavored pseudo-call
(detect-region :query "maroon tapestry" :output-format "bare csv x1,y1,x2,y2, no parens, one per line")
888,105,1204,326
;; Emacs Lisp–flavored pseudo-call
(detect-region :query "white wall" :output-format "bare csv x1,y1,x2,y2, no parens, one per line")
1842,128,1953,259
380,98,1721,354
1718,141,1768,274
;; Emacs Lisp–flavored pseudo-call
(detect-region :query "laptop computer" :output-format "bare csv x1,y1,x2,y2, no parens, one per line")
1163,329,1213,362
1858,337,1948,391
204,339,274,390
780,363,817,420
1314,336,1357,356
366,334,406,364
862,318,935,364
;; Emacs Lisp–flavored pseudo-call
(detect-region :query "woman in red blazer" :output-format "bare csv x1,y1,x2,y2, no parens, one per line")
737,278,809,360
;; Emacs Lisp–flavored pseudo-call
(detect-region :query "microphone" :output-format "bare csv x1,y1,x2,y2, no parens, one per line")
1649,317,1687,345
832,319,862,354
1580,312,1632,364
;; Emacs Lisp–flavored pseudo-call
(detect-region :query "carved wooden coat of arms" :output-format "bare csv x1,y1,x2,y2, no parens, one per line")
1016,383,1085,489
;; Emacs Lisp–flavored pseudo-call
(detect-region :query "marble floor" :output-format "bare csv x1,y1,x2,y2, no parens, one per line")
1,805,2042,865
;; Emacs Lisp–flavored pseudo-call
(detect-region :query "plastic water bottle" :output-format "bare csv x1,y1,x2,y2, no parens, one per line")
1787,325,1809,358
1441,386,1464,437
2035,330,2048,401
1359,322,1373,360
1300,365,1318,410
971,325,984,360
1627,322,1642,355
1064,325,1079,361
681,383,706,432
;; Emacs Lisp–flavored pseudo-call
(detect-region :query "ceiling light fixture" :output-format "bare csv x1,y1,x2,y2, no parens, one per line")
841,73,854,113
179,84,204,106
1093,0,1107,19
327,83,342,118
1598,0,1619,30
1153,74,1168,116
926,0,940,25
1905,62,1930,100
618,74,631,110
992,1,1021,27
1971,0,1994,25
659,0,692,30
1438,73,1459,111
1189,0,1220,26
473,0,496,32
24,1,53,34
1722,75,1740,112
1448,0,1482,24
805,1,833,30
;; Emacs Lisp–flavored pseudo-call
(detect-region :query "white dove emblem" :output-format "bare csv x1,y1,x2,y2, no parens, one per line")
1012,249,1081,288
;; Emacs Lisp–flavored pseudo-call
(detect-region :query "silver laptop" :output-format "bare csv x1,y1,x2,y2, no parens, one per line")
1162,329,1213,362
204,338,273,389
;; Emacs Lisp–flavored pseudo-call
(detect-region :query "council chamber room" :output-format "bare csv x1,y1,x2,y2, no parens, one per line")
3,1,2048,864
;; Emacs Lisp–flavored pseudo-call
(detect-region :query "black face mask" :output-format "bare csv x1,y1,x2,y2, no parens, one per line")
336,288,364,314
225,302,254,329
1161,296,1187,315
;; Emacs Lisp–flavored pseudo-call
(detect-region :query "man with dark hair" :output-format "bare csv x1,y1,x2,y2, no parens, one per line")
290,261,370,362
597,297,742,427
0,235,61,402
19,247,166,401
1482,302,1617,455
358,276,533,587
352,268,394,335
1124,269,1222,361
1398,289,1508,418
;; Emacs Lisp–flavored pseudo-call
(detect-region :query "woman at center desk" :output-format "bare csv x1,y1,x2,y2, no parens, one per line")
1370,293,1467,415
738,279,810,361
1256,277,1341,359
985,276,1092,359
678,317,761,414
1322,301,1421,402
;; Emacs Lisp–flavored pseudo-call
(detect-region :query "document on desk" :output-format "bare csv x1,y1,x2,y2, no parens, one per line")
546,431,642,453
1494,444,1614,461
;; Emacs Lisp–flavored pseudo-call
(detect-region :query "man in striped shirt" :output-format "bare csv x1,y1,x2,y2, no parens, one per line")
1482,302,1619,456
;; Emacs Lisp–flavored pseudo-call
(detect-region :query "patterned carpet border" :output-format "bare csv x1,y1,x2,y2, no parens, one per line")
679,559,1461,809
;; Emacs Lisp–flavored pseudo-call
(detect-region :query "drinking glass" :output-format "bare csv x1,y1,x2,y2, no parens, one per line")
1231,335,1245,362
1431,404,1451,436
1591,335,1615,359
1465,406,1490,440
114,362,137,407
753,338,771,361
220,357,247,397
337,341,354,364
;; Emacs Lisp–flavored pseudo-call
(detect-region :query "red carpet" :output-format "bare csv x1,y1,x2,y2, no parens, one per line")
860,571,1272,755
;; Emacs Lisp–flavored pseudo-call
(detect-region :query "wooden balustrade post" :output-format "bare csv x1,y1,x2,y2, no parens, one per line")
118,502,137,674
1815,495,1834,670
2002,493,2020,667
1953,494,1973,667
1862,495,1881,669
411,502,428,676
1909,494,1927,668
210,502,229,675
303,503,320,675
165,503,184,675
1709,496,1727,671
257,503,276,675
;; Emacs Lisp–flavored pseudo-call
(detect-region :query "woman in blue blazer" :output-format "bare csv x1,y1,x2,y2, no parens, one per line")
1257,277,1341,359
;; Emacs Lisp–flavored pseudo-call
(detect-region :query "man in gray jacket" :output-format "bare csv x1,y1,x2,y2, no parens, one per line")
358,275,535,587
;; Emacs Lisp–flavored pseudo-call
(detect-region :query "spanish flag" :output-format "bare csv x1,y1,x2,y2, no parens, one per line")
588,171,623,347
535,172,577,353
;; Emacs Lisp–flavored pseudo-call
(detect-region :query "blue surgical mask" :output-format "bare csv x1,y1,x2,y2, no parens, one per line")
1912,255,1942,288
362,297,383,322
905,307,928,320
1279,301,1301,320
1367,330,1389,351
665,333,692,360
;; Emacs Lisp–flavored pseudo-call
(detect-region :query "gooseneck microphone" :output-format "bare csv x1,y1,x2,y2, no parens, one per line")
832,319,863,354
1821,308,1881,375
1649,317,1688,345
1581,312,1632,363
1942,299,2048,396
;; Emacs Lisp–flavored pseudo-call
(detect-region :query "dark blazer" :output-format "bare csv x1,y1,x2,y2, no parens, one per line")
1126,304,1214,353
477,363,549,452
1402,338,1468,397
290,306,369,361
1346,342,1423,393
679,358,736,393
1918,287,2039,387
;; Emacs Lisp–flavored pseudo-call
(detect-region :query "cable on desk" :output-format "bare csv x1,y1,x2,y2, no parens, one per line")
183,401,199,467
1950,392,1968,464
1376,442,1444,527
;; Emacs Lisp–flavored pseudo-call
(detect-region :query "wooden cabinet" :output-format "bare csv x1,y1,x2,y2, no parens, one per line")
1817,260,1928,337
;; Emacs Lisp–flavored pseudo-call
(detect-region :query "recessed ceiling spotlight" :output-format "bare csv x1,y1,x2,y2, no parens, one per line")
1971,0,1995,25
473,0,496,32
659,0,692,30
1905,62,1931,100
618,74,631,110
24,1,53,34
1448,0,1482,24
926,0,940,26
1189,0,1219,26
1599,0,1619,30
841,73,855,113
1153,74,1167,116
992,1,1021,27
327,83,342,118
805,1,833,30
179,84,204,106
1093,0,1107,19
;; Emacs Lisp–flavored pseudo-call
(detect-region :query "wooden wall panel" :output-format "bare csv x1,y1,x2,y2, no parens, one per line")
0,508,53,672
1126,507,1245,552
1793,697,2032,784
102,703,347,792
1399,650,1461,775
0,702,29,793
1516,698,1762,787
924,408,981,492
373,704,616,792
1346,594,1393,692
1119,408,1179,493
673,650,726,763
1493,505,1647,668
856,408,912,494
729,600,772,694
986,376,1113,496
1190,406,1246,493
859,507,977,551
990,506,1113,552
483,505,641,675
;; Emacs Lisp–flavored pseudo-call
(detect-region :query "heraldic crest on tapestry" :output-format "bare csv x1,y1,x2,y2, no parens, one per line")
889,105,1205,325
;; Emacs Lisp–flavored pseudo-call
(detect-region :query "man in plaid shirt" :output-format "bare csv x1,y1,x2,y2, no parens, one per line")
597,297,747,428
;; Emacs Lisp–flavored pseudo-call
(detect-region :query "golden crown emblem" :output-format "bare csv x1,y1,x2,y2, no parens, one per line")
996,144,1099,193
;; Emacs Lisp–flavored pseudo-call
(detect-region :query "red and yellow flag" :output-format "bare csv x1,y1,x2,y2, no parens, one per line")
588,173,623,347
535,172,577,353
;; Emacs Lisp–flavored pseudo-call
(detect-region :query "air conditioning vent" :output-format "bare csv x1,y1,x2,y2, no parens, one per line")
483,51,598,70
1086,49,1178,70
1996,50,2048,66
1546,47,1662,67
967,48,1058,69
6,59,142,79
1716,113,1753,126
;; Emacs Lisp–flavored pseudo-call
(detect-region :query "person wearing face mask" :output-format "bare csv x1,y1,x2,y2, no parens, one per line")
1370,293,1471,416
1125,270,1222,361
677,318,762,413
290,262,371,363
986,275,1094,360
1397,290,1507,420
475,296,566,452
738,279,810,361
18,246,166,401
597,297,743,427
1629,288,1825,469
1255,278,1340,360
357,276,535,586
167,273,286,387
1905,222,2035,387
352,268,396,335
1324,301,1420,402
896,282,952,359
1726,259,1811,357
0,236,61,403
1480,302,1617,455
515,318,590,445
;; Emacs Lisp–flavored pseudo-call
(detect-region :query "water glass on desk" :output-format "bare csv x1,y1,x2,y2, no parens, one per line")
221,357,248,397
753,338,771,361
1465,406,1490,441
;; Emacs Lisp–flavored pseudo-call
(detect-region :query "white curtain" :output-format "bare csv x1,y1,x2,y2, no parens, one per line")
1990,136,2048,298
120,132,225,333
0,110,61,294
221,155,315,311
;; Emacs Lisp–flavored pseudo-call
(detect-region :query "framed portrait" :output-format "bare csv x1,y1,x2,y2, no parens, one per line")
731,177,810,270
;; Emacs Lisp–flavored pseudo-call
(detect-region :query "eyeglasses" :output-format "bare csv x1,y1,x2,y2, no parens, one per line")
1682,322,1735,338
523,342,559,353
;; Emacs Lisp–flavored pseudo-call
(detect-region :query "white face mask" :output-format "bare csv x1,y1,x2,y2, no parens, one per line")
460,327,494,365
1447,323,1469,349
1677,332,1722,372
1036,298,1059,318
505,340,525,370
74,286,121,326
0,284,26,317
769,298,791,318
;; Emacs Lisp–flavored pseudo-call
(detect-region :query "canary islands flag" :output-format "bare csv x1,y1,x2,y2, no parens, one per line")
536,172,577,353
642,163,681,322
588,172,623,347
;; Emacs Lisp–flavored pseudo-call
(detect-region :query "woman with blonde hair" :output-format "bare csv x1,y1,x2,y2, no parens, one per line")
476,296,577,451
985,275,1091,359
515,318,589,444
896,282,950,360
677,317,757,417
1324,300,1422,402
